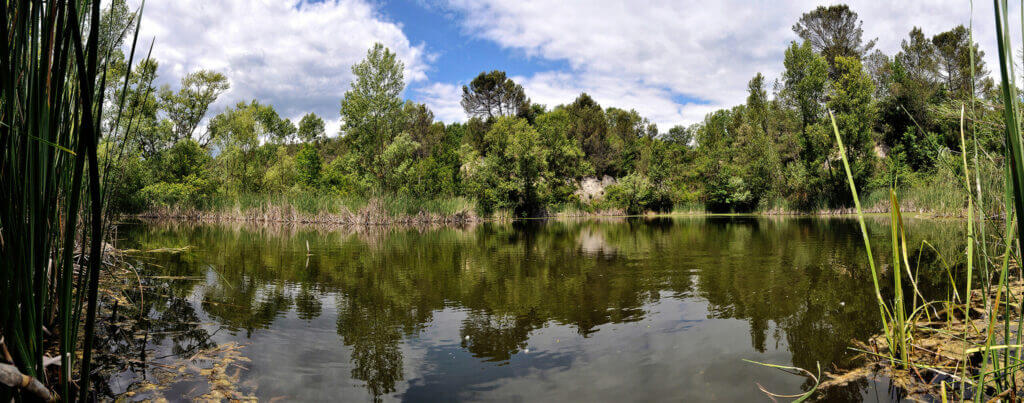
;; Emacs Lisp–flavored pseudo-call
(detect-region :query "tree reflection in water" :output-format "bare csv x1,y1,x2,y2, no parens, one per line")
113,217,964,401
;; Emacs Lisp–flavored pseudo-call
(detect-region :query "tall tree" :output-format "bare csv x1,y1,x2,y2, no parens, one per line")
340,43,406,187
403,102,444,157
792,4,876,77
879,27,941,170
931,25,992,100
159,70,230,146
297,112,326,143
605,107,656,177
208,101,276,191
781,41,828,138
863,50,893,98
461,70,529,119
746,73,769,133
535,109,592,204
896,27,939,87
828,56,877,191
566,93,611,176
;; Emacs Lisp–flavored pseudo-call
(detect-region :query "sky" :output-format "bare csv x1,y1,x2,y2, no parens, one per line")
129,0,1017,135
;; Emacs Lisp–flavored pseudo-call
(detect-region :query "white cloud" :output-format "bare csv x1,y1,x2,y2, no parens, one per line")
415,82,466,123
126,0,1021,132
131,0,431,124
440,0,1016,128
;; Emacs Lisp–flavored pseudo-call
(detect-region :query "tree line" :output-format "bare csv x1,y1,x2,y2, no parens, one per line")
105,4,999,217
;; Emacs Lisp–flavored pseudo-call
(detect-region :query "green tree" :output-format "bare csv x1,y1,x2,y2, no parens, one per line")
403,102,444,157
931,25,992,101
461,70,529,119
462,117,549,216
828,56,877,193
141,139,217,209
535,109,592,204
566,93,611,176
208,101,283,192
665,125,693,146
605,107,656,177
792,4,876,77
264,147,297,192
380,133,421,194
879,27,941,170
159,70,230,146
298,112,327,144
746,73,769,133
295,144,322,187
781,41,829,161
604,173,670,214
340,43,405,188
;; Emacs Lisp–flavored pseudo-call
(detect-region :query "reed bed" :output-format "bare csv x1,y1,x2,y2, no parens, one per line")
141,195,479,225
752,2,1024,400
1,0,147,400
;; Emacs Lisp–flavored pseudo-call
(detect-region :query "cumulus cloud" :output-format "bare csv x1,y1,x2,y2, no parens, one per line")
130,0,431,125
439,0,1015,127
414,82,466,123
126,0,1020,131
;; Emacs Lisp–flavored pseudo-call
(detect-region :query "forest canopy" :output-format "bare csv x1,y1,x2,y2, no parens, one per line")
103,3,998,217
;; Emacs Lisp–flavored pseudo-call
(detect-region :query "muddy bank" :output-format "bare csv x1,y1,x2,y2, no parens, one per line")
821,281,1024,401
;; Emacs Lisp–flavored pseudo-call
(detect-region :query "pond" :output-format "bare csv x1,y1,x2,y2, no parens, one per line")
107,216,967,401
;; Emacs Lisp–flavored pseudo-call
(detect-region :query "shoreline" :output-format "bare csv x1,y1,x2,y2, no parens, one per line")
132,205,972,227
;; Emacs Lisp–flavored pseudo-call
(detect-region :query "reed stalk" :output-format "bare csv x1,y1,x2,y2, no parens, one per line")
1,1,145,400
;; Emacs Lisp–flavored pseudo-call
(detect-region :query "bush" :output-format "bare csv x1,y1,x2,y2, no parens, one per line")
139,174,215,209
295,144,322,187
603,173,671,214
322,155,369,198
263,147,297,193
462,117,549,216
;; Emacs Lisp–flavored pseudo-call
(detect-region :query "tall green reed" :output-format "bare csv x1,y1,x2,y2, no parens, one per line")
1,0,145,400
823,1,1024,398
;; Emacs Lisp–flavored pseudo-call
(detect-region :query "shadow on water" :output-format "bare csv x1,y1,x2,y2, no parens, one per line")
106,216,965,401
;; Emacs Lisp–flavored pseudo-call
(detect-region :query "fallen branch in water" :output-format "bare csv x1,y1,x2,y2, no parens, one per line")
0,363,54,401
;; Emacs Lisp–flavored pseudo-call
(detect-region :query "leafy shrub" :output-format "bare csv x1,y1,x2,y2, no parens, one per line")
295,144,322,187
603,173,671,214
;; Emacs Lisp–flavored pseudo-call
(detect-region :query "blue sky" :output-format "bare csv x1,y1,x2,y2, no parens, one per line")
133,0,1009,134
377,0,571,85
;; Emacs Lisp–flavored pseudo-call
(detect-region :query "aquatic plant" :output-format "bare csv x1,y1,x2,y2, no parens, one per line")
809,2,1024,399
0,0,147,400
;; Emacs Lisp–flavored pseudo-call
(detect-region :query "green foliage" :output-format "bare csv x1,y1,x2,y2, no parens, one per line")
322,154,370,198
380,132,421,194
298,112,327,143
828,55,877,193
153,139,211,183
141,176,214,209
295,144,322,187
566,93,613,176
461,70,529,119
603,173,671,214
105,153,150,214
159,70,230,145
340,43,405,188
782,40,829,133
264,147,297,193
792,4,875,78
535,109,592,204
463,117,549,216
102,15,1004,220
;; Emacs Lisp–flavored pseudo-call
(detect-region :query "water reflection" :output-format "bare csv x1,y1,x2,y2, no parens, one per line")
114,216,966,401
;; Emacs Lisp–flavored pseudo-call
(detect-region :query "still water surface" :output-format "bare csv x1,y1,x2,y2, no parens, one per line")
112,216,965,401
